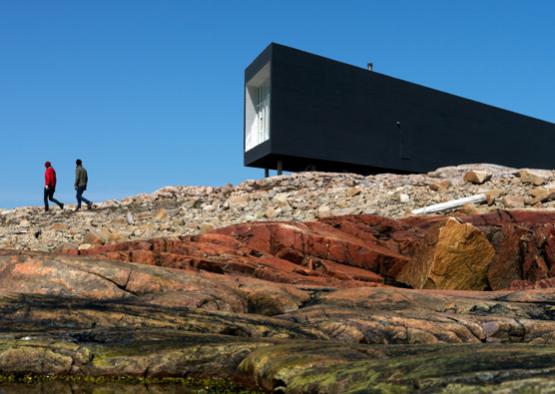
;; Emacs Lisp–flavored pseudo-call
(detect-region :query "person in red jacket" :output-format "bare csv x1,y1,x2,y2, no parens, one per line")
44,161,64,212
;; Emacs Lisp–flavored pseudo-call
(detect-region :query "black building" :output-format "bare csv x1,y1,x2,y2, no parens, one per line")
244,43,555,175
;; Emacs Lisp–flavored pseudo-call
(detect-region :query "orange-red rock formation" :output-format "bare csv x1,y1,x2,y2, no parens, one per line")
67,210,555,291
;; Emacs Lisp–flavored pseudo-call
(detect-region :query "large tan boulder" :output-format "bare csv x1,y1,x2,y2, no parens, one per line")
396,218,495,290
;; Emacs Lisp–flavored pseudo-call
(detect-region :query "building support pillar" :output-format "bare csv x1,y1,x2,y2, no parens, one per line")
277,160,283,176
264,168,270,178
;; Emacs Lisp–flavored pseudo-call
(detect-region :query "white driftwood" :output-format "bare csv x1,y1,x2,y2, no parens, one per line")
411,194,487,215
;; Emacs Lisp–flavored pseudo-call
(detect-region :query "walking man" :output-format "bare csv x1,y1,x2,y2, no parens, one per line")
44,161,64,212
74,159,93,210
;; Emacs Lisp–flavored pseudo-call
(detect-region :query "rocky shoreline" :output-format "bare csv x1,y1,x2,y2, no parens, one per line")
2,247,555,392
3,164,555,253
4,166,555,392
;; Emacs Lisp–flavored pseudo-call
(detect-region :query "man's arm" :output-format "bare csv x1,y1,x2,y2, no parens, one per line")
75,168,80,189
45,169,51,189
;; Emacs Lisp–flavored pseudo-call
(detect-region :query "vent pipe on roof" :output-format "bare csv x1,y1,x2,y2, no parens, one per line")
367,62,374,71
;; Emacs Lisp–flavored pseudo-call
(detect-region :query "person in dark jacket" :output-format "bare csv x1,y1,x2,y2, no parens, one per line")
74,159,93,210
43,161,64,212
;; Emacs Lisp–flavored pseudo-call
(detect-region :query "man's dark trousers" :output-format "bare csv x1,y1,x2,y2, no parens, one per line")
76,187,92,210
44,187,63,211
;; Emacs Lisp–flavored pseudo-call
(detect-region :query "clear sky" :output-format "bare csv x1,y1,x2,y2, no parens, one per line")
1,1,554,208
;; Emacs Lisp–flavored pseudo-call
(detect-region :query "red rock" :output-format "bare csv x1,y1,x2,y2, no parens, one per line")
510,278,555,290
0,250,249,312
83,218,419,287
487,224,526,290
73,224,388,288
62,210,555,291
214,221,409,275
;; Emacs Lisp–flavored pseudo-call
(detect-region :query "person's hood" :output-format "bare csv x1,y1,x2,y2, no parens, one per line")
44,161,51,168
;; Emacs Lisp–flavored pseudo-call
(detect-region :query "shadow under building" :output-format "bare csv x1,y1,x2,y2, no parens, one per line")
244,43,555,175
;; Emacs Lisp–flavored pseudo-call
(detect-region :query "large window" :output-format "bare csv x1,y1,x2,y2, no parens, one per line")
245,63,271,152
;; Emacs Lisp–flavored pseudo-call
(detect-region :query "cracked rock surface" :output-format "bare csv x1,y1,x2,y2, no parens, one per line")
2,244,555,392
4,166,555,392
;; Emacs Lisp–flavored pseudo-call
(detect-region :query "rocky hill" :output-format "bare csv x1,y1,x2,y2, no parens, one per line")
4,165,555,392
3,164,555,253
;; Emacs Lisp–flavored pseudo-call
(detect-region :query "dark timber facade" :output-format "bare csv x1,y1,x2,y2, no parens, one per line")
244,43,555,174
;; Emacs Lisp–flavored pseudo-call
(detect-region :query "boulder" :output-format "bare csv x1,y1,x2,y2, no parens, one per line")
345,187,362,197
396,218,495,290
428,179,450,191
517,169,548,186
528,187,555,205
264,207,279,219
78,243,92,251
317,205,332,218
463,170,492,185
485,189,504,205
154,209,168,220
501,195,525,208
83,231,105,246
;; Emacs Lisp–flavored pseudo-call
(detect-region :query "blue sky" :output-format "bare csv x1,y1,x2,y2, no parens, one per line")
1,1,554,208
